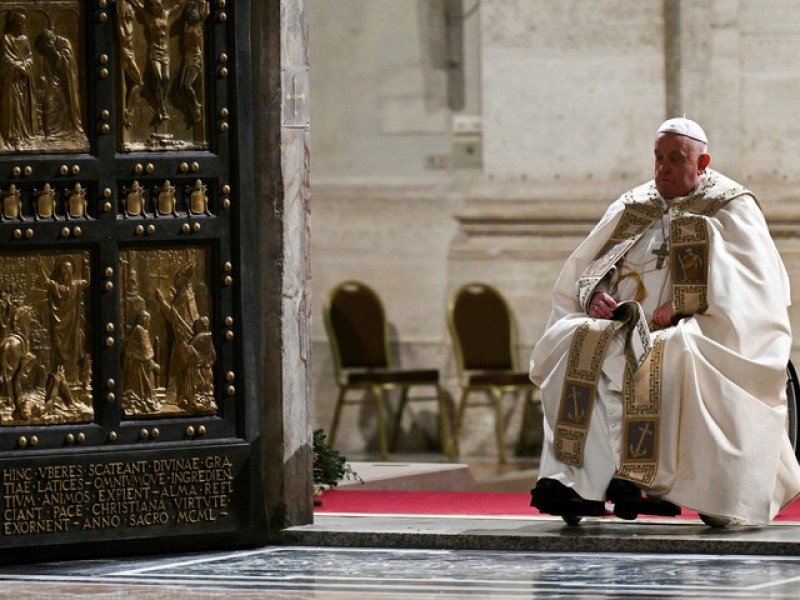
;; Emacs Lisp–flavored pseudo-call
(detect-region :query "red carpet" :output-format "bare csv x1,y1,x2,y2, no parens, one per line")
315,489,800,522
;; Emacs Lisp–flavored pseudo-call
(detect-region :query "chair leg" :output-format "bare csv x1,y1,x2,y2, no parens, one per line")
516,388,536,455
390,386,410,452
436,384,457,461
455,388,469,441
524,388,535,417
372,385,389,459
328,386,348,448
491,387,507,463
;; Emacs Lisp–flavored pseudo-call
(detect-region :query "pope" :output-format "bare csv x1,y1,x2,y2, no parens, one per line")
530,117,800,526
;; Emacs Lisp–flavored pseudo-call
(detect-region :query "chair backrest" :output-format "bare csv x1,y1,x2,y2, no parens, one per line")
448,282,517,373
324,281,390,373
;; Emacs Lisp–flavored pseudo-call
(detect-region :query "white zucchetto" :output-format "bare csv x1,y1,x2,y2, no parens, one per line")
657,117,708,145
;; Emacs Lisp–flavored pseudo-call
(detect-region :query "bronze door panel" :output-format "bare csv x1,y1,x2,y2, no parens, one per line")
0,0,238,449
0,0,256,555
119,245,217,419
0,249,94,426
117,0,211,151
0,1,89,154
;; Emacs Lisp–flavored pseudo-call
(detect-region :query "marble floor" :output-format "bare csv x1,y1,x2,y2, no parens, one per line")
1,459,797,599
1,545,800,599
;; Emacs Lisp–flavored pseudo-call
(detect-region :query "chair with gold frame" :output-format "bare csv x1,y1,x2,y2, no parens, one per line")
447,282,537,463
324,280,456,460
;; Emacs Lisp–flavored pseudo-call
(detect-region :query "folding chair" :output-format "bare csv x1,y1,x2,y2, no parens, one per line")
324,280,455,460
448,282,537,463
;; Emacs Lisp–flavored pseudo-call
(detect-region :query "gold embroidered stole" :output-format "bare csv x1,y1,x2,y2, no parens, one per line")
667,191,745,316
555,172,752,484
554,302,654,470
615,334,665,485
576,198,663,312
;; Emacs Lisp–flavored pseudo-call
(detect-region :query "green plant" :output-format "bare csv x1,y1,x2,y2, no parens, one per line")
313,429,360,497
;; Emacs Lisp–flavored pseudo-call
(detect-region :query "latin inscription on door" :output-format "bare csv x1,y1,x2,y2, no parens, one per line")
2,453,236,535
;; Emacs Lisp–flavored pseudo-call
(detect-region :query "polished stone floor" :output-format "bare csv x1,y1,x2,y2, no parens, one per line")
1,458,797,599
2,545,800,599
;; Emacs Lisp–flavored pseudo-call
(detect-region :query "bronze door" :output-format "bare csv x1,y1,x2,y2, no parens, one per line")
0,0,262,553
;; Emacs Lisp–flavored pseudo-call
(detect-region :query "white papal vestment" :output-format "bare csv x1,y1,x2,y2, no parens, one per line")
531,169,800,524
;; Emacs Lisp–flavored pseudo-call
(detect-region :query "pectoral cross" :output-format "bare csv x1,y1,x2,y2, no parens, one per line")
652,241,669,270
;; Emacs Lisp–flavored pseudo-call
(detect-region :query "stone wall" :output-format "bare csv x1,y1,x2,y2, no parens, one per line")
310,0,800,460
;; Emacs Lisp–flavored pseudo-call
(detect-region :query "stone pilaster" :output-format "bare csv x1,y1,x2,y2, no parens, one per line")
253,0,313,531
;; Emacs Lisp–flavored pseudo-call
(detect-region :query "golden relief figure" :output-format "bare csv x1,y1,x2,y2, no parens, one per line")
138,0,184,124
38,255,90,382
186,179,210,215
1,8,35,149
33,183,58,220
119,247,217,418
0,250,93,426
122,180,147,218
0,182,86,221
118,0,143,129
116,0,211,151
154,180,178,216
123,310,160,412
181,0,210,125
64,182,88,219
118,178,215,218
0,2,88,154
36,28,84,138
1,183,22,220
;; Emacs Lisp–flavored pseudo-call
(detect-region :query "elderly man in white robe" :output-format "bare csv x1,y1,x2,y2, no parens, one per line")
530,118,800,526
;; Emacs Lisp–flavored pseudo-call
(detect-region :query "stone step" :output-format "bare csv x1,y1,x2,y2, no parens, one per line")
336,461,475,491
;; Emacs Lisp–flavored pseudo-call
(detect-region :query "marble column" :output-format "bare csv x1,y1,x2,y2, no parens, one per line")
252,0,313,530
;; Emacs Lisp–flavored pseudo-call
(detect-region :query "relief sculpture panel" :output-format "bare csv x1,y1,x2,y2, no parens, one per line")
120,178,213,218
119,246,217,418
1,180,92,222
0,1,88,154
0,251,93,426
117,0,211,151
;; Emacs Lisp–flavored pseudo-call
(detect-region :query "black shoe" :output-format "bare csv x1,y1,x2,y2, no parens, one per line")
530,478,578,506
530,478,607,516
606,478,642,503
613,496,681,520
608,480,681,520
